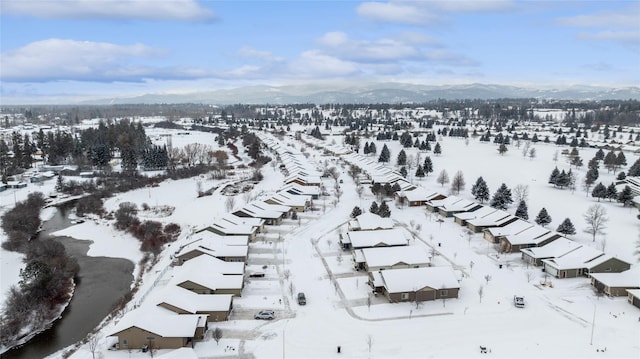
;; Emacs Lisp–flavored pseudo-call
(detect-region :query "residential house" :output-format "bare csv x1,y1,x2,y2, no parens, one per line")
438,198,483,218
155,287,233,321
174,238,248,264
466,210,517,233
453,205,496,226
520,238,582,267
347,212,394,231
375,266,460,303
395,188,445,207
590,267,640,296
353,246,430,271
171,270,244,296
339,228,409,250
542,246,631,278
483,219,533,243
108,308,208,350
627,289,640,309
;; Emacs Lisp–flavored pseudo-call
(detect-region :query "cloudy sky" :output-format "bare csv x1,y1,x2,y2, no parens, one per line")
1,0,639,104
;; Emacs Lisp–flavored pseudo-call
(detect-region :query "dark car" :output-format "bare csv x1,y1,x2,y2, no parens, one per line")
297,292,306,305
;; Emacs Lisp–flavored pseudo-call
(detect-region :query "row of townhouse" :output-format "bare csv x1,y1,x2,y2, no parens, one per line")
106,134,324,352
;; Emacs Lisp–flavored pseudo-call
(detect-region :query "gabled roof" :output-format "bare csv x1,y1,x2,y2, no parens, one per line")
219,213,264,228
349,212,394,231
466,209,512,226
485,219,534,237
109,307,207,338
155,286,233,314
590,267,640,287
453,205,496,221
180,252,245,274
361,246,430,268
380,266,459,293
343,228,409,248
542,245,605,270
505,225,560,246
520,237,581,259
171,269,244,291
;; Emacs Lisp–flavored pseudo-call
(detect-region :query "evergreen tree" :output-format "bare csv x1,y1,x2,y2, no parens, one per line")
591,182,607,201
617,185,634,206
368,142,377,155
556,218,576,235
490,183,513,210
423,156,433,175
548,167,560,186
535,208,552,226
433,142,442,155
585,167,599,190
603,151,617,172
595,148,605,160
55,174,64,192
606,182,618,201
415,164,426,178
617,171,626,180
396,149,407,166
378,201,391,218
515,200,528,220
498,143,508,155
628,158,640,176
350,206,363,218
369,201,379,214
363,142,370,155
400,166,408,178
471,176,490,203
378,144,390,163
616,152,627,169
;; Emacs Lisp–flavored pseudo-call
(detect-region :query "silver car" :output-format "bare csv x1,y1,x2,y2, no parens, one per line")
254,310,275,320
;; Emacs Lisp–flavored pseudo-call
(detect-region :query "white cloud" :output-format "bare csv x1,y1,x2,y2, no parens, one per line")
1,0,215,21
0,39,210,82
317,32,419,62
431,0,514,13
577,31,640,44
356,2,438,25
556,9,639,29
289,50,360,78
237,47,284,63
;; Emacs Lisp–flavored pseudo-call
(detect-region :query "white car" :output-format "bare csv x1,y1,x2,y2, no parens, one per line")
514,295,525,308
254,310,275,320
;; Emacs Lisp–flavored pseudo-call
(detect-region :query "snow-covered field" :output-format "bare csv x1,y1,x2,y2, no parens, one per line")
2,124,639,358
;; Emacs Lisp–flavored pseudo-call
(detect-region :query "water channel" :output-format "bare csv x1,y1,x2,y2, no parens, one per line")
3,206,134,359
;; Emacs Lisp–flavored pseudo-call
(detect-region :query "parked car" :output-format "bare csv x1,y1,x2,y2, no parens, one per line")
249,272,265,278
254,310,275,320
514,295,525,308
297,292,306,305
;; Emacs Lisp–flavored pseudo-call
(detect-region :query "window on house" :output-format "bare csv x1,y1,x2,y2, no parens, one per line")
440,290,448,297
122,339,128,347
401,293,409,300
605,267,612,272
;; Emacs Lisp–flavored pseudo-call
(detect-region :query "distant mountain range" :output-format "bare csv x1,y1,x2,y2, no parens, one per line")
86,83,640,105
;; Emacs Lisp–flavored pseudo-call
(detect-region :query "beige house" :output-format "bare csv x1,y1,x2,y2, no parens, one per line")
372,266,460,303
109,308,208,350
155,287,233,322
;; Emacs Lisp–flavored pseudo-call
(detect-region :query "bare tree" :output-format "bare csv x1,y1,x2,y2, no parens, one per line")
469,260,474,272
484,274,492,285
356,185,364,199
213,327,223,345
436,169,450,187
88,335,100,359
367,294,372,312
526,271,533,283
521,141,530,158
599,238,607,252
478,285,484,303
450,170,466,194
528,147,536,160
513,184,529,204
583,204,608,242
366,334,373,354
225,195,236,212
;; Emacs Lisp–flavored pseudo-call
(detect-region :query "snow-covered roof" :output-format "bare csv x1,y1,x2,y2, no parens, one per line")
154,286,233,314
171,269,244,291
180,252,245,275
627,289,640,299
542,245,605,270
590,267,640,287
453,205,496,221
506,226,560,246
268,192,311,207
349,212,394,231
219,213,264,228
175,235,249,259
109,307,207,338
485,219,533,237
400,187,442,202
439,198,480,212
520,237,582,259
466,209,512,226
428,195,463,209
361,246,430,268
343,228,409,248
279,183,321,196
380,266,460,293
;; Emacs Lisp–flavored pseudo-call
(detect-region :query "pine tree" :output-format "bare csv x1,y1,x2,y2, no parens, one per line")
369,201,379,214
515,200,528,220
400,166,408,178
350,206,363,218
368,142,377,156
548,167,560,187
535,208,552,226
616,171,626,181
55,174,64,192
490,183,513,210
603,151,617,172
397,149,407,166
585,167,599,190
591,182,607,201
616,152,627,169
606,182,618,201
423,156,433,175
595,148,605,160
415,164,426,178
433,142,442,155
471,176,490,203
617,185,634,206
498,143,508,155
378,201,391,218
628,158,640,176
378,144,390,163
556,218,576,235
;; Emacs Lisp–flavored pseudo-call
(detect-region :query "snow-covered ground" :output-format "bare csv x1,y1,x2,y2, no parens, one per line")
3,125,638,358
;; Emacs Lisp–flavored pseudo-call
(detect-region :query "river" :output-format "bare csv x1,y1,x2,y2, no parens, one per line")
3,206,134,359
